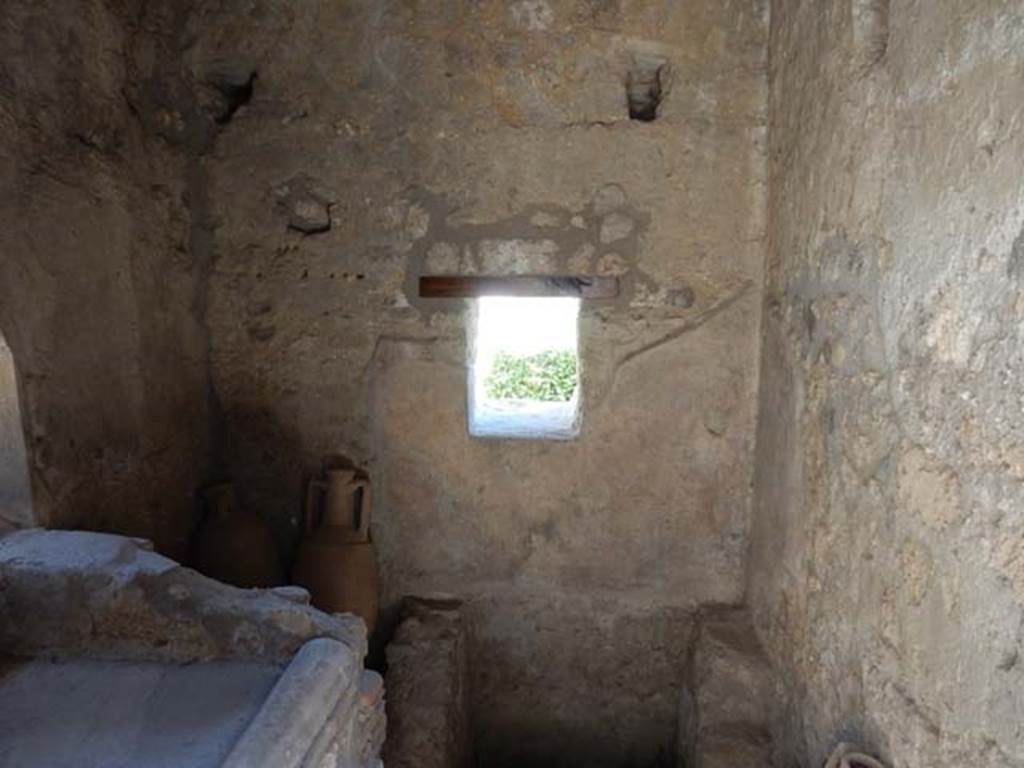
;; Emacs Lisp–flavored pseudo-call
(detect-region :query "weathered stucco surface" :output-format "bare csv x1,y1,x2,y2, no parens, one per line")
0,0,213,557
749,1,1024,765
197,1,767,763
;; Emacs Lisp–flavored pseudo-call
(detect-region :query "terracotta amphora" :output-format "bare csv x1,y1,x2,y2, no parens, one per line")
194,483,284,588
293,469,379,632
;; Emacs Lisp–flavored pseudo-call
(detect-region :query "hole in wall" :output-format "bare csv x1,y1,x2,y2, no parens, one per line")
626,56,669,122
0,333,33,531
468,297,581,440
210,70,256,125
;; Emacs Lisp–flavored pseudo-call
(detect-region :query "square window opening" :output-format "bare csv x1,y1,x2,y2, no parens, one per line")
468,296,581,440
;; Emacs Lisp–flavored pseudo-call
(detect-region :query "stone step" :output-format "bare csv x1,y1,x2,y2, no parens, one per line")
678,608,774,768
692,612,773,732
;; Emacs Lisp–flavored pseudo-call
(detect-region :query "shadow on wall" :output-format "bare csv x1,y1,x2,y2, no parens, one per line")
216,402,311,560
0,332,33,531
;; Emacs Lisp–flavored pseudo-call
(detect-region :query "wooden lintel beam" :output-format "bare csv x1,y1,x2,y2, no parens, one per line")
419,275,619,299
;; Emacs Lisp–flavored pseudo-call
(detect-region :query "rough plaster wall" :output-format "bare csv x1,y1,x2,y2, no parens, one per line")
0,336,32,530
199,1,768,763
0,0,212,556
750,1,1024,765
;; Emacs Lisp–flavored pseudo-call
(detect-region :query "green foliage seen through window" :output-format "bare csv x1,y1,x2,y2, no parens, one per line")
484,349,578,402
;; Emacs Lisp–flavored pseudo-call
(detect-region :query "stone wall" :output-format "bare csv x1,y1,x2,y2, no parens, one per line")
196,1,768,763
0,0,214,557
749,1,1024,765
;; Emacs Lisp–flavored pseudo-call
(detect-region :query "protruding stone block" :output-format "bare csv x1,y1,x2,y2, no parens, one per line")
678,608,773,768
0,529,366,662
383,595,470,768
